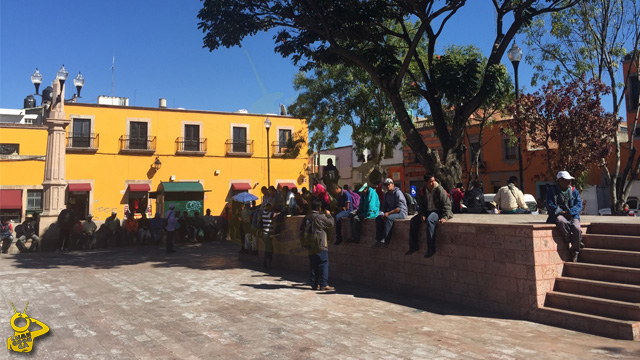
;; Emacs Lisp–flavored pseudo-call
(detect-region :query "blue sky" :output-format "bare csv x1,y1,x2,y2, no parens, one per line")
1,1,533,147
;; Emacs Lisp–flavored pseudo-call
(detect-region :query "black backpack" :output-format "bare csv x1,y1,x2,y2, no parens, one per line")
403,191,418,215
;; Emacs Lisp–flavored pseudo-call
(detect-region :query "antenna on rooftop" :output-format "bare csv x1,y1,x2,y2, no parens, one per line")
111,54,115,96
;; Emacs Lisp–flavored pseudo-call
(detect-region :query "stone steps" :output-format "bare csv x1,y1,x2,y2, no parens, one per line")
588,223,640,237
540,223,640,340
563,262,640,286
578,248,640,268
537,307,639,340
545,291,640,321
555,276,640,303
583,234,640,252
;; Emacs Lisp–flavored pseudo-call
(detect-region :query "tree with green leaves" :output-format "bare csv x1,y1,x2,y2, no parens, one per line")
524,0,640,211
198,0,578,189
288,63,408,183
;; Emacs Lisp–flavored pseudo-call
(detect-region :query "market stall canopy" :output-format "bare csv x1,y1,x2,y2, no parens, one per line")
150,181,210,198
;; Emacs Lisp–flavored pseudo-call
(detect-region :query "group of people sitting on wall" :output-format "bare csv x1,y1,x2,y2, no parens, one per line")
244,170,586,291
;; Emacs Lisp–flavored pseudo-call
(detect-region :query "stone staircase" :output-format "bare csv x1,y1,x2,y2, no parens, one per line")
538,223,640,340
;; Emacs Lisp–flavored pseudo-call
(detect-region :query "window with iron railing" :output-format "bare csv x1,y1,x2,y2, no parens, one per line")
66,133,99,148
176,137,207,152
225,139,254,154
119,135,156,152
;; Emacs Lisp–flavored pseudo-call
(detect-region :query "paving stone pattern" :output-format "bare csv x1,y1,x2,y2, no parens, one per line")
0,243,639,359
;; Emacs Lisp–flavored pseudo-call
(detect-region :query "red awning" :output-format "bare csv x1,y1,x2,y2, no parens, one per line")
278,182,297,190
128,183,151,192
68,183,92,192
0,190,22,209
231,183,252,191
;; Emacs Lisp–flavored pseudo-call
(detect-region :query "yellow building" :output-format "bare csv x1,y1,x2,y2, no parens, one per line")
0,102,309,222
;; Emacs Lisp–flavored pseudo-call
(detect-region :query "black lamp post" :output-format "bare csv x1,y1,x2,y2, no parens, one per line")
264,117,272,187
508,41,525,192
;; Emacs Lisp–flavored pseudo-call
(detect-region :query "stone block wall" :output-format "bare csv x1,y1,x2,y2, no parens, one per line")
242,215,575,321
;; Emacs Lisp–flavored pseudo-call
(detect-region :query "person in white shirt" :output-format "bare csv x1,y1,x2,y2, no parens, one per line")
494,176,530,214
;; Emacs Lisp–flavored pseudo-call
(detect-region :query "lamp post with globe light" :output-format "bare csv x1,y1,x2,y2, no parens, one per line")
264,117,272,187
508,42,525,192
32,65,85,244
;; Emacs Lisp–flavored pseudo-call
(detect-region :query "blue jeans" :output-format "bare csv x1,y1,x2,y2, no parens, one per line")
334,210,351,242
375,213,406,244
309,250,329,288
409,212,439,252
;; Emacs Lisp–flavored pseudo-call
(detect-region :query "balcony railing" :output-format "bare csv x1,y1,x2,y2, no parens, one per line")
66,133,99,152
176,137,207,153
119,136,156,153
271,141,290,156
225,139,253,155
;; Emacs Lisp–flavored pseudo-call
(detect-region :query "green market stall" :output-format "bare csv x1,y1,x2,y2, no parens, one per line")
151,181,210,216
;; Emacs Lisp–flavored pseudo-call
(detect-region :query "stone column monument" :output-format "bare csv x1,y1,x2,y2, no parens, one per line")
38,81,70,246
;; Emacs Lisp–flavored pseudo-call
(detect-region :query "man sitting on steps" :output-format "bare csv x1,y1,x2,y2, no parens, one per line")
546,171,583,262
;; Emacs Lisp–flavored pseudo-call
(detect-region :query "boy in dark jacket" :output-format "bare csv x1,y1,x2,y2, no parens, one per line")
407,174,453,258
546,171,583,262
300,199,335,291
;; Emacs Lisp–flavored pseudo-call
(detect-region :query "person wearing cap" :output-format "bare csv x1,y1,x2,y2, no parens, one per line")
407,174,452,258
81,214,97,250
164,204,178,253
16,215,39,252
372,178,408,248
494,176,529,214
546,171,583,262
349,183,380,244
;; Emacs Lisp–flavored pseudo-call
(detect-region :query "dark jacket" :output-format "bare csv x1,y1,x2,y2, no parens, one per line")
300,211,335,254
419,184,453,220
546,184,582,224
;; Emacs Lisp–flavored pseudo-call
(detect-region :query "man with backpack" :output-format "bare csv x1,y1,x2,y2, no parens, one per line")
299,199,335,291
546,171,583,262
407,174,453,258
372,178,408,248
331,183,353,245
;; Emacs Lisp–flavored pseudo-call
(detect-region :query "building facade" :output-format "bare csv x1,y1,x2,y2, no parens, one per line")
0,102,308,225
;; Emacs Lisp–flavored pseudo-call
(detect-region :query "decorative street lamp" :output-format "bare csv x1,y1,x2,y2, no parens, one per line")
264,117,272,187
508,41,525,192
154,156,162,171
28,65,84,106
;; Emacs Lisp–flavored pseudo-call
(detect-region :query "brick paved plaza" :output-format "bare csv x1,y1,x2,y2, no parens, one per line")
0,242,639,359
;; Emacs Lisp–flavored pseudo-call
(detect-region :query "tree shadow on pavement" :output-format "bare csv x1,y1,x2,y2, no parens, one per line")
8,242,246,271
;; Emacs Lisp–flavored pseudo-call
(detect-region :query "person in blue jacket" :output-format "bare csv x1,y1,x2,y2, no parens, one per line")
546,171,583,262
349,183,380,244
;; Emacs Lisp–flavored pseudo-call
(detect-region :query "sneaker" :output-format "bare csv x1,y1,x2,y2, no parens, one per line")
405,249,417,255
380,241,388,248
372,241,382,248
311,286,318,290
424,249,436,258
319,285,335,291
